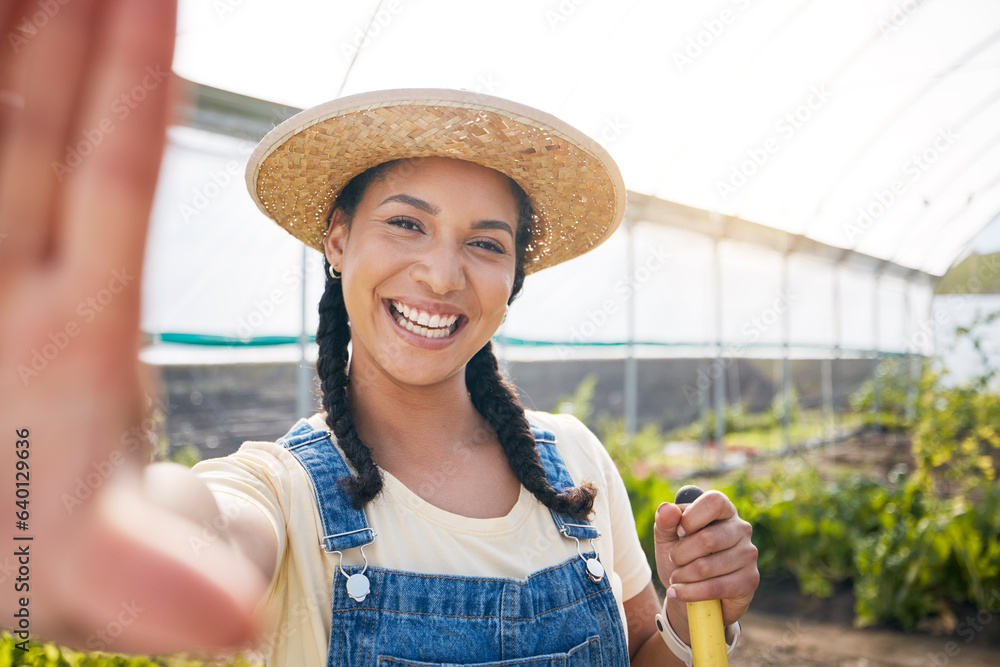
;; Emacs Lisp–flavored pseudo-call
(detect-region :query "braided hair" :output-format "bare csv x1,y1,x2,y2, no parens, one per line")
314,160,596,520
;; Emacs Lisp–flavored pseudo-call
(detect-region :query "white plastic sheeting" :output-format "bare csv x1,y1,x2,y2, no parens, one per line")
141,125,936,361
173,0,1000,277
143,0,999,365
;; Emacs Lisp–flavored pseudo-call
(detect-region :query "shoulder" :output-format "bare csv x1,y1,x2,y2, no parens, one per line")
525,409,603,450
524,409,617,483
191,417,332,514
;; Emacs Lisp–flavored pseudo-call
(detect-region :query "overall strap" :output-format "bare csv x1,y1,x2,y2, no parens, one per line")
529,421,601,541
277,418,375,552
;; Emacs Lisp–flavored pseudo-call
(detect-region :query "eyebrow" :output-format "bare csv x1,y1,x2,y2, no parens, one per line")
471,219,514,238
380,193,514,238
380,194,440,216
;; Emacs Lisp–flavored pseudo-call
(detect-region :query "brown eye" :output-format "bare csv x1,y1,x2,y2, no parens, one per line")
387,216,422,232
471,239,506,254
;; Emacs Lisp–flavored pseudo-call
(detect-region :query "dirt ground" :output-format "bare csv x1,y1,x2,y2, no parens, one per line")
738,610,1000,666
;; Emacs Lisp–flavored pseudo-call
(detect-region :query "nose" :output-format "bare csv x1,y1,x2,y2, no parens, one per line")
410,243,466,294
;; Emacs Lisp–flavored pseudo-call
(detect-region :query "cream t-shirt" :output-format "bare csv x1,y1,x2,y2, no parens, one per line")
193,410,652,666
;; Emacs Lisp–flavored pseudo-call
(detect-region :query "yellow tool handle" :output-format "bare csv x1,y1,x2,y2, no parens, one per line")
687,599,728,666
674,485,729,666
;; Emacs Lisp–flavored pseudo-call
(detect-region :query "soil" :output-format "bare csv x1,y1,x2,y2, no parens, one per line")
735,576,1000,665
738,609,1000,666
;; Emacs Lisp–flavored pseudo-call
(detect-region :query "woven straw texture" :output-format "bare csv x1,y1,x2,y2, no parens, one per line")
246,89,625,274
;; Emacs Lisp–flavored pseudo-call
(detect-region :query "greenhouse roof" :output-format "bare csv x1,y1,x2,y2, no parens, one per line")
173,0,1000,278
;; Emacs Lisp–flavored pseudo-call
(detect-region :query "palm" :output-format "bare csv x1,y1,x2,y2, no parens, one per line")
1,0,263,651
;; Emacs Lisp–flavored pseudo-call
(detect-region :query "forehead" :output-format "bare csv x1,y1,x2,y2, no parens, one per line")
371,157,516,202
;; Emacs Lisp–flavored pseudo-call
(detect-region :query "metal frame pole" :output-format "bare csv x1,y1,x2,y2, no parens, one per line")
872,270,882,425
713,237,726,461
781,251,792,450
624,216,637,440
297,244,312,419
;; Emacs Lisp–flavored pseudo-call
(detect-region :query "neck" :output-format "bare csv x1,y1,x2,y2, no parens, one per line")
345,359,489,465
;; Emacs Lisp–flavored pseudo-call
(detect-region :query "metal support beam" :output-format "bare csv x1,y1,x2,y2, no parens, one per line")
712,237,726,463
781,252,792,450
296,244,312,419
624,216,637,440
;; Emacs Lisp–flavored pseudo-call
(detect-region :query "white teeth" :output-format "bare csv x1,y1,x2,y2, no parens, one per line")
391,300,460,339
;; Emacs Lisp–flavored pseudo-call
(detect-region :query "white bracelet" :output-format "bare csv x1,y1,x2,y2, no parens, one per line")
654,603,740,666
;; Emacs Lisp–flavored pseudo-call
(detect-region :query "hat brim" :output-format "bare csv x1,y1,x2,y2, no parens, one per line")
246,89,626,274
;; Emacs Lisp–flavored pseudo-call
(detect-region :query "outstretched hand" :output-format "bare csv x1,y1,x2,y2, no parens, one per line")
1,0,265,652
653,490,759,635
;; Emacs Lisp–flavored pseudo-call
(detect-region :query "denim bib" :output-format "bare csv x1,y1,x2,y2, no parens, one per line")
277,418,630,666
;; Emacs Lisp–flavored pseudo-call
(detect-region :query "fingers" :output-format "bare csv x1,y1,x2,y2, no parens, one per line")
0,0,34,120
657,489,759,615
62,0,176,280
653,500,684,543
0,0,175,327
676,489,736,537
0,0,100,265
669,564,760,628
668,533,759,592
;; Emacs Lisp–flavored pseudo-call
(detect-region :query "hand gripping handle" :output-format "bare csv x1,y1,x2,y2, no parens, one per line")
675,485,728,667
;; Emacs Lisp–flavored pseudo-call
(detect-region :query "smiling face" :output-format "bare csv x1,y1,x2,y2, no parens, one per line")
324,157,521,389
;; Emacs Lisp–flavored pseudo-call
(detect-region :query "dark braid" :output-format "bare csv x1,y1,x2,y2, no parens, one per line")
315,159,597,516
466,341,596,520
314,163,397,508
315,264,383,507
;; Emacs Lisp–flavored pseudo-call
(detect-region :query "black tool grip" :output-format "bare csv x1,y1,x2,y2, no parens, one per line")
675,484,704,505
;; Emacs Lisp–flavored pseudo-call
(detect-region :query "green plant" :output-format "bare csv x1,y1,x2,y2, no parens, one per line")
552,373,598,425
0,633,262,666
848,357,921,431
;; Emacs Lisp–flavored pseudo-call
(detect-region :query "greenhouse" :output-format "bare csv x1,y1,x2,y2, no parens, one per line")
6,1,998,665
141,0,1000,456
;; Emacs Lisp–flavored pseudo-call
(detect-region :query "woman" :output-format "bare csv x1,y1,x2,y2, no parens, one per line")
0,1,757,664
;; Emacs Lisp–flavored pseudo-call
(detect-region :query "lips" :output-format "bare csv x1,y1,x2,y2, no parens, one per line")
389,300,461,339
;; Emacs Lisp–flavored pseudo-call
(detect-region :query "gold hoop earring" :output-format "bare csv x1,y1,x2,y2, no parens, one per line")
329,265,342,279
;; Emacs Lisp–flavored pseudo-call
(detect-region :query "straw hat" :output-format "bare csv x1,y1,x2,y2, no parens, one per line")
245,89,625,274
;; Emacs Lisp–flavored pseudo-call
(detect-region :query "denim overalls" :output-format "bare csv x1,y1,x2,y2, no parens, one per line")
277,418,631,666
